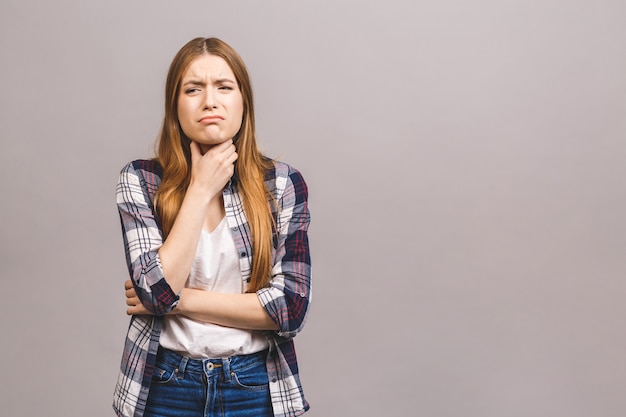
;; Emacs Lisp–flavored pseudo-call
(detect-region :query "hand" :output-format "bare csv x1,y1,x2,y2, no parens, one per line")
124,280,151,315
189,140,238,199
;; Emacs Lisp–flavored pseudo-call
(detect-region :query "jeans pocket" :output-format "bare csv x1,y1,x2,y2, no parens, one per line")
230,361,269,392
152,364,177,385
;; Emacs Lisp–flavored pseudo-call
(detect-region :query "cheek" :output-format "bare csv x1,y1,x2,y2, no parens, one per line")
233,98,244,128
177,101,193,130
177,100,187,120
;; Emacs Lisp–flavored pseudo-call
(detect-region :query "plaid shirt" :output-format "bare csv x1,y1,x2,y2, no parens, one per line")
112,159,311,417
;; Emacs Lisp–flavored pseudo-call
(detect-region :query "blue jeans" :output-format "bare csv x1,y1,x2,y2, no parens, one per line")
144,347,273,417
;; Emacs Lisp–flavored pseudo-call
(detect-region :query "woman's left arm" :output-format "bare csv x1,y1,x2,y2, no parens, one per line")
256,167,311,338
125,282,278,330
125,166,311,335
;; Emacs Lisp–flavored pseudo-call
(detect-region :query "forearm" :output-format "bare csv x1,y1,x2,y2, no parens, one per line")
157,140,237,295
157,185,213,294
175,288,279,331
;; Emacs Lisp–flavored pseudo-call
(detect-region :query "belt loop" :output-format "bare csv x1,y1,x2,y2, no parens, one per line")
177,355,189,379
222,357,232,383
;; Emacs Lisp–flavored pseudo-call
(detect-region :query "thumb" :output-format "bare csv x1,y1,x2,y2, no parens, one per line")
189,140,201,163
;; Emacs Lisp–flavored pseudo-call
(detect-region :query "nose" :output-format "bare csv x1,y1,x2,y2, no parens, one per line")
203,89,217,109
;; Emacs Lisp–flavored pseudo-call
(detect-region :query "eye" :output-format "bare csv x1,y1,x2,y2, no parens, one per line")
185,88,200,94
218,85,234,91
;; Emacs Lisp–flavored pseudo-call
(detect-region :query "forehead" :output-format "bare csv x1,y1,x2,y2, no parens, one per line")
182,54,236,81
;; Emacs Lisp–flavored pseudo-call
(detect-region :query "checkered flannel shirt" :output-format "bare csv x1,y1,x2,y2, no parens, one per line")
112,159,311,417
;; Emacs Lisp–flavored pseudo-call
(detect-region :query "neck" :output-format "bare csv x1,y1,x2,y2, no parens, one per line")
199,143,214,154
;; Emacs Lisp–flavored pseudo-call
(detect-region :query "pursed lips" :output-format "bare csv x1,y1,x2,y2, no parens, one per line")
199,115,224,123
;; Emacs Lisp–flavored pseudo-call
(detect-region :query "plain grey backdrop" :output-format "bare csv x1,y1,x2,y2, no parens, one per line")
1,1,625,416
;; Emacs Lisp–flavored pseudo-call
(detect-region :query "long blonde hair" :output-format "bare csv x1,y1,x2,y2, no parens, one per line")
154,37,274,292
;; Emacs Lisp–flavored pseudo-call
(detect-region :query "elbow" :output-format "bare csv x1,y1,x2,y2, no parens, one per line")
283,292,311,336
131,259,179,316
276,316,309,339
260,287,311,339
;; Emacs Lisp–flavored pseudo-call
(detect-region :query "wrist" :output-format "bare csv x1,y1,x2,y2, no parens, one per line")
188,182,224,206
173,288,188,315
186,181,213,199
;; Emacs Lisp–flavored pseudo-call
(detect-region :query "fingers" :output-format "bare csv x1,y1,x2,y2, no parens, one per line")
211,140,238,166
191,140,238,170
125,286,137,299
203,140,236,160
213,138,234,150
123,279,151,315
223,143,238,163
124,280,139,304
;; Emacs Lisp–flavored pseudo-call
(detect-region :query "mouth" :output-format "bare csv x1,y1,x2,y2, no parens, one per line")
199,115,224,124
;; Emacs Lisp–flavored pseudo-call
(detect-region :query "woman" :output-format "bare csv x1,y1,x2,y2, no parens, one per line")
113,37,311,417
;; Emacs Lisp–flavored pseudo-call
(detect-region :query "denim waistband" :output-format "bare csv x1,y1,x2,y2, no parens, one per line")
156,346,268,376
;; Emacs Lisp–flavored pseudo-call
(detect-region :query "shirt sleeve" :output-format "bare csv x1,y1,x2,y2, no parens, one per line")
116,161,179,315
257,167,312,339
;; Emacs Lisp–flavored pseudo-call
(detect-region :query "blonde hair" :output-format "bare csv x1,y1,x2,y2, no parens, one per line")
154,37,274,292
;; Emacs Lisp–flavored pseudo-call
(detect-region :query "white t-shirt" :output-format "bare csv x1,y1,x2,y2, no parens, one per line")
159,217,269,358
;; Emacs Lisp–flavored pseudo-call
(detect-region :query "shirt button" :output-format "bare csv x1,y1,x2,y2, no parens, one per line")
240,252,247,257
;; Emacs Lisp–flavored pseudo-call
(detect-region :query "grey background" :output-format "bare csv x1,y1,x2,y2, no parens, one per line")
1,1,625,416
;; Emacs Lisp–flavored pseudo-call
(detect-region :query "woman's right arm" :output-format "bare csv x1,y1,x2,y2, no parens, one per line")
117,160,178,315
117,140,237,315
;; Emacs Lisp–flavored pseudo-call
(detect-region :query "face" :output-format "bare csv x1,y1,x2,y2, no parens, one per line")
177,54,244,148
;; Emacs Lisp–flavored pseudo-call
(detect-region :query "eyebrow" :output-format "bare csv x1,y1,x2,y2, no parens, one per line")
215,78,236,84
182,78,236,87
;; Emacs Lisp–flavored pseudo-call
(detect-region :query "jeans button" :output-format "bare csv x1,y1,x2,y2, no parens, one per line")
206,362,214,371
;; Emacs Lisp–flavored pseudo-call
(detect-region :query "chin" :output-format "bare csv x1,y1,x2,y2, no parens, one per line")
196,136,228,145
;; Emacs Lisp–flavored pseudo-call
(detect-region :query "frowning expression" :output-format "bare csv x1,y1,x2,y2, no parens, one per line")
177,54,244,149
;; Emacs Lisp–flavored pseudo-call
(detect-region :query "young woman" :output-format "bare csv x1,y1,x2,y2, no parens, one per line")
113,37,311,417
